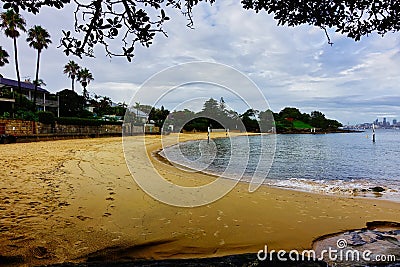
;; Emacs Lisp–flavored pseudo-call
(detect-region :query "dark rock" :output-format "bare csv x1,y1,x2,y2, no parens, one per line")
349,233,367,246
370,186,385,192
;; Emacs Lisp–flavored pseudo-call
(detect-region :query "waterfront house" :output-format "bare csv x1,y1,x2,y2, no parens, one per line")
0,76,59,115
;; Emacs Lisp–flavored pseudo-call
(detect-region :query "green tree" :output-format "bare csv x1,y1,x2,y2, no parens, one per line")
240,109,260,132
149,106,170,128
63,60,80,92
278,107,302,121
77,68,94,103
202,98,219,113
258,109,275,133
0,46,9,66
26,25,51,108
0,9,26,104
309,110,328,129
111,102,127,117
91,95,112,116
57,89,86,117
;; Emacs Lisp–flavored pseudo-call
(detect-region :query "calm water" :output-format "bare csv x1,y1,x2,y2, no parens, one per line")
161,130,400,201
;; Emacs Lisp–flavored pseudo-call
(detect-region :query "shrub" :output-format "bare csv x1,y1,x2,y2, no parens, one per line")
56,117,122,126
15,110,38,121
38,111,55,125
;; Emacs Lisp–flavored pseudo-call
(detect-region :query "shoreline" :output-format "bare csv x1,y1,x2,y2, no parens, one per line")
0,134,399,266
155,133,400,204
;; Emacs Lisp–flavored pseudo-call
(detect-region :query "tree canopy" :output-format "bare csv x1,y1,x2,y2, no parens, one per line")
2,0,400,60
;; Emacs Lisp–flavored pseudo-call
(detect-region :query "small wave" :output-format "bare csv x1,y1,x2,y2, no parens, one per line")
264,178,400,202
158,134,400,203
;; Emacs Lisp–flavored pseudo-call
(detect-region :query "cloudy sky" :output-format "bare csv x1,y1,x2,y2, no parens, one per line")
1,1,400,125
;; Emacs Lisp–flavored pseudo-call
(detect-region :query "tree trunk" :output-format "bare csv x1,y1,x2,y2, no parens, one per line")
13,37,22,106
83,86,88,105
71,74,75,92
33,49,41,110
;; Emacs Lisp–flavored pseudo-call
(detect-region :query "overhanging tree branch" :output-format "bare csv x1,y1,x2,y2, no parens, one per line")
3,0,400,61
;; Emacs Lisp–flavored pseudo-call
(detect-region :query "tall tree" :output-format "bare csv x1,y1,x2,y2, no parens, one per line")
0,46,10,66
77,68,94,103
0,9,26,104
63,60,80,92
57,89,86,117
26,25,52,108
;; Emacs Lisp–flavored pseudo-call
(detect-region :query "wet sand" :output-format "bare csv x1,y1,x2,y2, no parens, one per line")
0,133,399,266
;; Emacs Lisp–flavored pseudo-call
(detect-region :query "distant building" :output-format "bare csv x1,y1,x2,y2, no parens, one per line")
130,107,148,123
383,117,387,127
0,76,59,115
393,119,397,126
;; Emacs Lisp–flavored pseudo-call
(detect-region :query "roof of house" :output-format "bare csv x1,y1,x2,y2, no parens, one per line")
0,77,49,93
130,107,148,118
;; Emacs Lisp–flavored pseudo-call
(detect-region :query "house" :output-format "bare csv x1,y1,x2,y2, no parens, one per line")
0,76,59,115
130,107,148,124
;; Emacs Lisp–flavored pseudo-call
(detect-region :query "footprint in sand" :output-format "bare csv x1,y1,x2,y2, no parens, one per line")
106,197,114,201
76,215,92,221
31,246,49,259
74,240,83,246
103,212,112,217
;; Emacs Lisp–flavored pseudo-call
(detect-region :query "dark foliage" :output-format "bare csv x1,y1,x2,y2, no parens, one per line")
3,0,399,60
56,117,122,125
242,0,400,44
148,106,169,128
38,111,55,124
57,89,87,117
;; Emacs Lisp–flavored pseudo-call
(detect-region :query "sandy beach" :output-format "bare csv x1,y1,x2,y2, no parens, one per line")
0,133,399,266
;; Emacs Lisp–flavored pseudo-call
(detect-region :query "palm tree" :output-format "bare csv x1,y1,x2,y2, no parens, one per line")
0,10,26,104
77,68,94,103
63,60,80,92
0,46,9,66
26,25,51,107
33,79,46,87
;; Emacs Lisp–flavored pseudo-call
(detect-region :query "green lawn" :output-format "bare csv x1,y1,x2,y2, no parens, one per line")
293,120,313,129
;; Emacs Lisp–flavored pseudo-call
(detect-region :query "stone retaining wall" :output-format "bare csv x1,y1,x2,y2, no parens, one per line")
0,119,122,136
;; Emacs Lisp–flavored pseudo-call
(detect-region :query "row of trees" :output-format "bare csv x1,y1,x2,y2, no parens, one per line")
63,60,94,102
0,9,51,107
273,107,342,131
162,98,342,133
0,9,95,113
57,89,125,118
